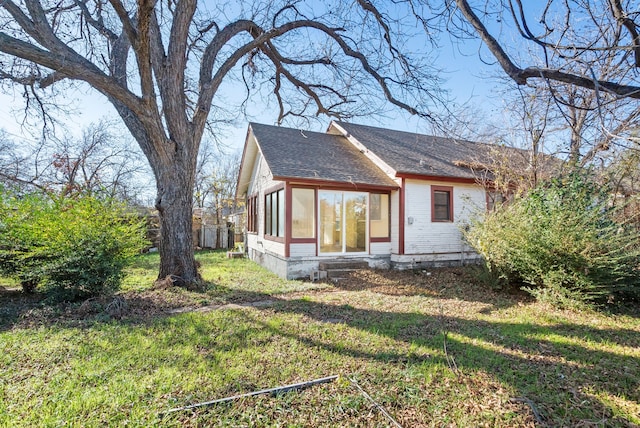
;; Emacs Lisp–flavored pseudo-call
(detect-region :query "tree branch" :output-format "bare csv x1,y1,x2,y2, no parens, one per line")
0,32,144,108
73,0,119,41
107,0,138,46
608,0,640,67
455,0,640,99
162,0,197,141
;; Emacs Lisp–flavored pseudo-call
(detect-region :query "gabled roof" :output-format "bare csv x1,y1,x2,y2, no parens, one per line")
236,121,559,199
242,123,398,191
331,121,497,180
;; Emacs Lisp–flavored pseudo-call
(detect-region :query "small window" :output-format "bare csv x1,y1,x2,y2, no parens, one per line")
370,193,390,239
291,188,315,238
265,188,284,237
431,186,453,222
247,195,258,233
486,191,506,211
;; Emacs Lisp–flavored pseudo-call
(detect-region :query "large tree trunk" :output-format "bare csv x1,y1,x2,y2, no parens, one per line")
155,158,201,286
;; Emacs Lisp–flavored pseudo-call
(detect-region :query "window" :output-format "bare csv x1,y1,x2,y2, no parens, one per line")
431,186,453,222
486,190,506,211
319,191,367,254
370,193,390,239
291,188,315,238
265,188,284,237
247,195,258,233
265,193,271,233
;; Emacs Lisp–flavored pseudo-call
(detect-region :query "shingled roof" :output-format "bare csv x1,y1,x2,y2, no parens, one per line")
237,121,559,199
332,121,498,179
249,122,398,188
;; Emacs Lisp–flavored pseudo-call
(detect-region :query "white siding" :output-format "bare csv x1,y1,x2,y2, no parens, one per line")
290,243,316,257
403,179,485,255
246,152,286,258
390,188,401,254
370,241,392,255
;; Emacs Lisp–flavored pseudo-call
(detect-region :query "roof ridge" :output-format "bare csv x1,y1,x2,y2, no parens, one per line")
335,120,526,152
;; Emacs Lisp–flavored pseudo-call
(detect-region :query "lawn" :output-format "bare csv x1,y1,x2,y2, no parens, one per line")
1,251,638,427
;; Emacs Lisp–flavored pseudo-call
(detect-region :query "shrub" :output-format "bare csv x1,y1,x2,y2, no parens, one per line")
465,172,640,307
0,190,147,300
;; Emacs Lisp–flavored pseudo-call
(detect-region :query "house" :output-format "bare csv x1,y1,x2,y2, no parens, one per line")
236,121,523,279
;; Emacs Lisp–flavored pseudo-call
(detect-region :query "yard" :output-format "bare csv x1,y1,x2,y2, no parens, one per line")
1,251,638,427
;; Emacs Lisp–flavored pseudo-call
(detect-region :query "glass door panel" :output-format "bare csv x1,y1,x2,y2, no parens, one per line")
319,192,342,253
319,191,367,254
345,193,367,252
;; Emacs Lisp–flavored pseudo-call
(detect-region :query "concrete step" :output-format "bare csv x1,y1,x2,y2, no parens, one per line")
318,260,369,271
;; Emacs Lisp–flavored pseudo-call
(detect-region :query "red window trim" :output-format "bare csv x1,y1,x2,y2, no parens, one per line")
369,192,391,241
289,186,317,240
264,188,285,238
264,235,285,243
247,194,258,233
431,185,454,222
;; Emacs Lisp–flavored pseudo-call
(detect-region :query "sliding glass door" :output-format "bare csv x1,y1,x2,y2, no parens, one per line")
319,191,368,254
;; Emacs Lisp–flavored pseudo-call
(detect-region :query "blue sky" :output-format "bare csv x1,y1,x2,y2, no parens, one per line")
0,3,510,153
0,46,502,150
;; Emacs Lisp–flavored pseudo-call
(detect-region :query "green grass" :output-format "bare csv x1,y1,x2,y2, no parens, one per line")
122,251,329,296
1,251,639,426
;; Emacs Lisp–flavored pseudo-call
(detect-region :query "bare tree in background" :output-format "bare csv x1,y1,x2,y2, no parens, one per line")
193,148,240,248
194,146,240,221
0,121,150,200
444,1,640,178
0,130,31,190
44,121,150,200
503,59,640,167
449,0,640,100
0,0,446,286
205,152,241,226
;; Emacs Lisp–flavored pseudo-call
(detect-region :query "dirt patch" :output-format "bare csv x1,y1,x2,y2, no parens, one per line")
331,267,528,305
0,287,211,329
1,267,525,329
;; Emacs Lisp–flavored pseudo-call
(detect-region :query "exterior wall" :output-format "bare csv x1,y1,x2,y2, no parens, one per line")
390,253,481,270
245,153,485,278
248,250,391,280
370,241,391,256
389,187,401,255
286,254,391,280
246,151,286,261
248,248,289,278
395,179,484,268
290,242,316,257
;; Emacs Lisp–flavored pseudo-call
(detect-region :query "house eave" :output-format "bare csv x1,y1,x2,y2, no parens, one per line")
235,125,259,200
274,176,399,191
395,172,478,185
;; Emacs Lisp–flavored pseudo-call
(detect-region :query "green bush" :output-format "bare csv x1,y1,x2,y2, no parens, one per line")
0,190,147,300
465,172,640,307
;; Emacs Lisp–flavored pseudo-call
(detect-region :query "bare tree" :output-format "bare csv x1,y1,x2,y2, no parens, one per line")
193,148,240,248
0,129,57,192
44,120,150,200
193,139,217,211
204,152,241,226
0,130,29,189
194,146,240,209
441,1,640,175
493,56,640,170
0,0,445,285
0,121,150,200
450,0,640,100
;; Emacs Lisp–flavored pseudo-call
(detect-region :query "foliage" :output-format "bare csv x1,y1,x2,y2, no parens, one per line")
0,189,147,300
465,172,640,307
